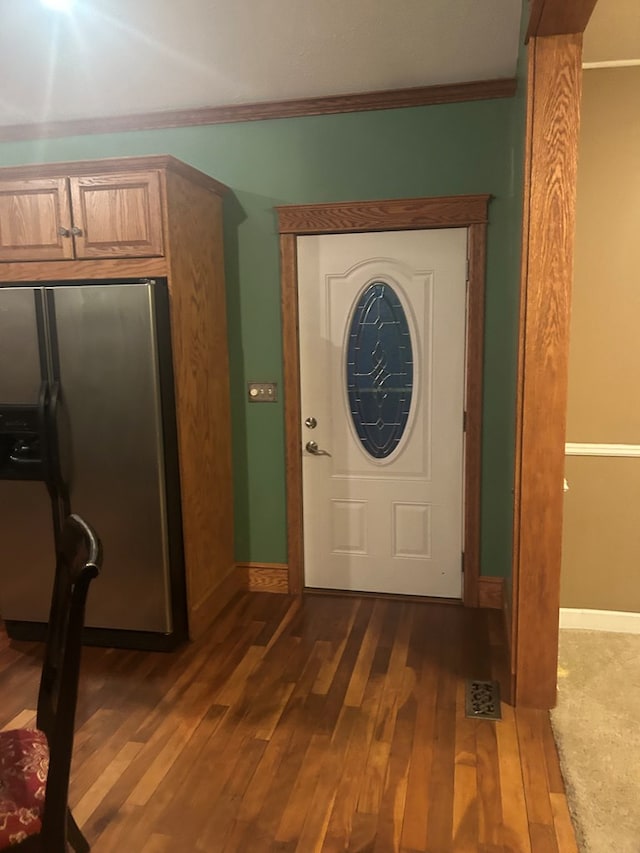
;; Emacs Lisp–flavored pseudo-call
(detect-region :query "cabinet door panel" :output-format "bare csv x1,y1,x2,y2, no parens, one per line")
70,170,164,258
0,179,74,261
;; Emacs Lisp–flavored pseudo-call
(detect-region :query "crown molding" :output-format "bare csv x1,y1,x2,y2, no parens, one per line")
0,78,516,142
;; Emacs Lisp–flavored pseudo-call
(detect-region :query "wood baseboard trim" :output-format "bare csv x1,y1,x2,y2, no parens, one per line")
478,576,504,609
238,563,290,594
0,78,517,142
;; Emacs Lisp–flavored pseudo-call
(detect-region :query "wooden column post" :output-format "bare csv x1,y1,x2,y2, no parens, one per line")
512,33,583,708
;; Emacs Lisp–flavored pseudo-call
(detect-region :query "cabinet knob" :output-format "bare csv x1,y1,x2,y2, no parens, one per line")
57,226,70,237
70,226,83,237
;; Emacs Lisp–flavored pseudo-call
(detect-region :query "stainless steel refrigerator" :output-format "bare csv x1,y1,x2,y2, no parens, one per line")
0,278,187,649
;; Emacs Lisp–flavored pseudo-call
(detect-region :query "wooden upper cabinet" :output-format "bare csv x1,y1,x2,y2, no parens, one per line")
0,179,75,261
0,168,164,262
69,171,164,259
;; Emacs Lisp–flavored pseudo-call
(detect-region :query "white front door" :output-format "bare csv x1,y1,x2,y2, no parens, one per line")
297,228,468,598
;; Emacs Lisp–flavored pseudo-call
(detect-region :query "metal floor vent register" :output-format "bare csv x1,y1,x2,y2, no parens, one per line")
465,679,502,720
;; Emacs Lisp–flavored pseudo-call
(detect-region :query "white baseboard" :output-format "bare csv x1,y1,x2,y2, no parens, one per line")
564,442,640,457
559,608,640,634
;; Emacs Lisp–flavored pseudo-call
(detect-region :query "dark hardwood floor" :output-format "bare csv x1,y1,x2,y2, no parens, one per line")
0,592,578,852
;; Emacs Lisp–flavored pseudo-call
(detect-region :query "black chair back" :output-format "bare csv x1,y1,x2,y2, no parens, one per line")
0,513,101,853
37,513,102,849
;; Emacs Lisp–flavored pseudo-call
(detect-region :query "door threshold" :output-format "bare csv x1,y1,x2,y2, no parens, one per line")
303,586,463,606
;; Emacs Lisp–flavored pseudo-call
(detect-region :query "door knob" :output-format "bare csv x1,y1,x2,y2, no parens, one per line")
304,417,317,429
305,440,331,457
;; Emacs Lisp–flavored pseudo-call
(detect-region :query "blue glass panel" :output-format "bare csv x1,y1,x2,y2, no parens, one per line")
346,282,413,459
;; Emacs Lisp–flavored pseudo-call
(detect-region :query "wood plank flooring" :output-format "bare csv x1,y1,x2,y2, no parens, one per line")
0,592,578,852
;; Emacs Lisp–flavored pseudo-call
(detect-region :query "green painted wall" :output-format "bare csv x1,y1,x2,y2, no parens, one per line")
0,96,524,578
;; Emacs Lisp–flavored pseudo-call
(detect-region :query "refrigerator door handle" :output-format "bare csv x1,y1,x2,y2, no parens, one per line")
37,380,50,474
45,381,64,491
43,379,71,544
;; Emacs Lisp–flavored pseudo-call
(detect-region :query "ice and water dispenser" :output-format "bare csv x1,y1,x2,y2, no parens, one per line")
0,382,60,487
0,401,46,482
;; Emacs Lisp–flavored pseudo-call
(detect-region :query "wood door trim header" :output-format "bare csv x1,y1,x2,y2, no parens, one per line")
276,194,491,235
279,193,490,605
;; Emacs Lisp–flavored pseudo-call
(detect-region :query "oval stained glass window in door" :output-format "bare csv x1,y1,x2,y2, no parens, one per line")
346,281,414,459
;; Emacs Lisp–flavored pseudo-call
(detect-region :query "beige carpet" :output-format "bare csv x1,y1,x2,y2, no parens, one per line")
551,629,640,853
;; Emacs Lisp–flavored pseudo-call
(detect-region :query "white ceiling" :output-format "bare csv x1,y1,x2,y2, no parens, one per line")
0,1,636,130
0,0,522,127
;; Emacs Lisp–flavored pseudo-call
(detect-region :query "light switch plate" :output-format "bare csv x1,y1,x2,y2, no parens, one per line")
248,382,278,402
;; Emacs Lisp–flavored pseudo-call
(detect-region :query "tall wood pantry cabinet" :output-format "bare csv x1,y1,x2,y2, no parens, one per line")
0,155,236,640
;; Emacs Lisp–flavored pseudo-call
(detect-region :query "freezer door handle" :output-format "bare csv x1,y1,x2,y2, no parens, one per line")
42,379,70,544
37,380,55,488
36,379,63,493
44,381,64,491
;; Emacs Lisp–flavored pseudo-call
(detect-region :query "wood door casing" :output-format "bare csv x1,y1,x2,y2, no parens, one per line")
277,195,490,606
0,178,74,261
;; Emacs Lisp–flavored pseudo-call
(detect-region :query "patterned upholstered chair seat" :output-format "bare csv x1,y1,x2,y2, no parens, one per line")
0,729,48,848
